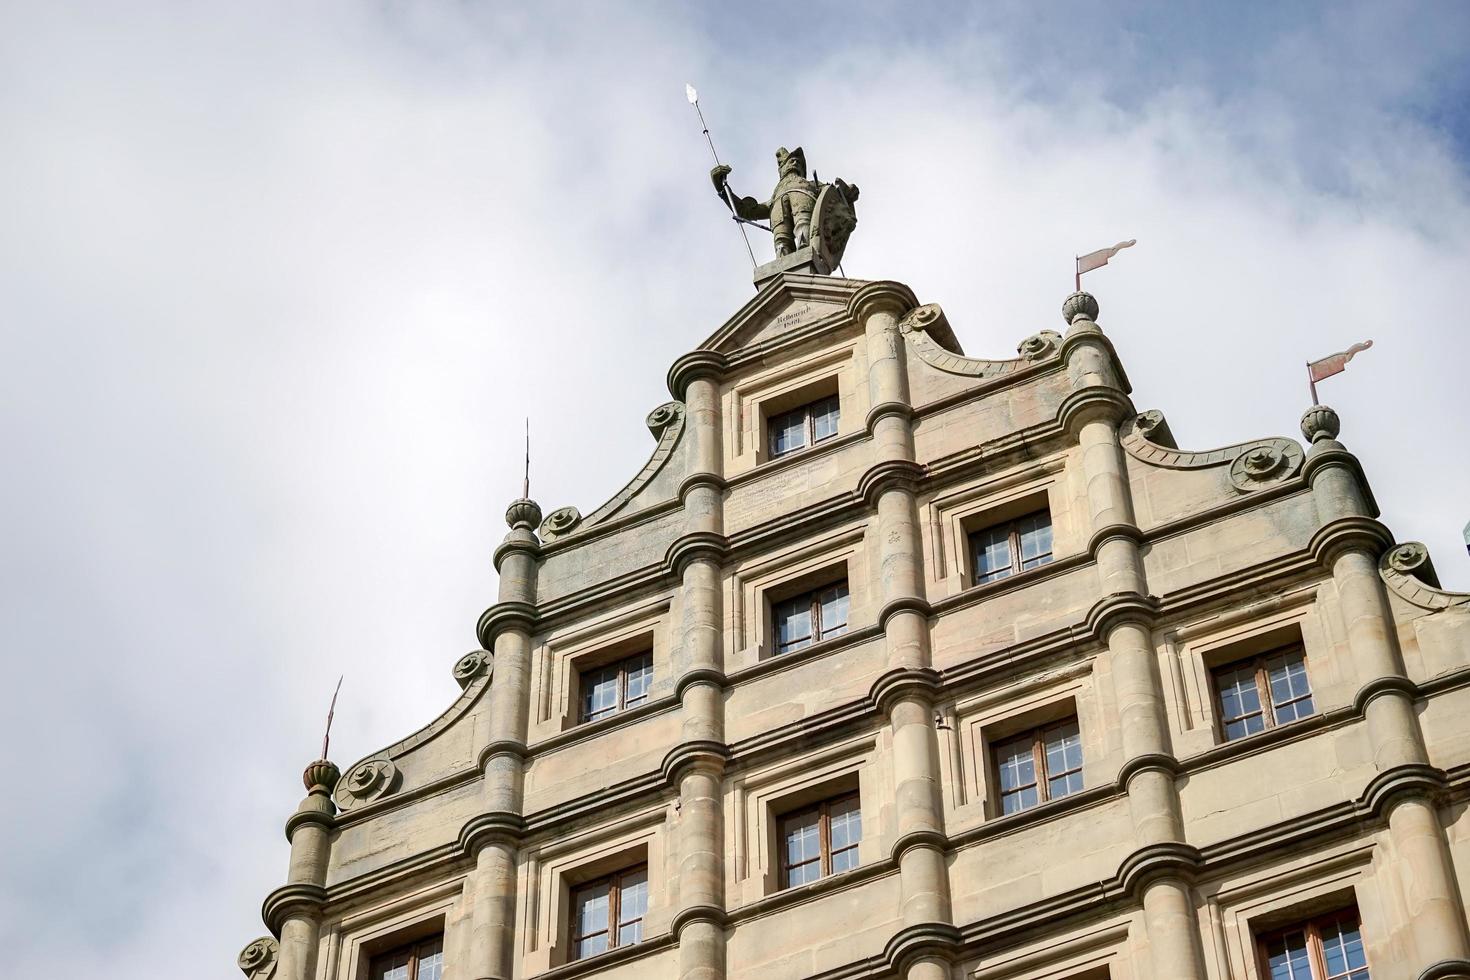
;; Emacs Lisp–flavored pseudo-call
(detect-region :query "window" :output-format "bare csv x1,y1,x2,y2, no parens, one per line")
1212,643,1315,742
768,394,840,459
579,651,653,723
992,718,1083,815
970,510,1053,585
369,936,443,980
779,792,861,888
571,866,648,960
773,581,849,655
1258,908,1369,979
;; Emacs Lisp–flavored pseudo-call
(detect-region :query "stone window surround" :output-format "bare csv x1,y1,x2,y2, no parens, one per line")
965,919,1129,980
727,733,885,904
947,662,1099,823
725,342,861,472
530,599,672,739
926,458,1069,599
1164,601,1325,754
727,525,870,669
1203,845,1379,980
324,879,456,980
519,807,670,973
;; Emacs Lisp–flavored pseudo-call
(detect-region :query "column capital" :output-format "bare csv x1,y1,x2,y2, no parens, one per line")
458,811,526,856
858,459,926,507
661,740,730,786
1059,386,1134,435
667,350,728,400
1117,842,1203,898
870,666,943,714
262,883,328,937
882,922,963,976
665,531,728,577
848,280,919,323
1362,763,1449,820
1308,516,1393,568
1085,591,1160,639
475,601,539,649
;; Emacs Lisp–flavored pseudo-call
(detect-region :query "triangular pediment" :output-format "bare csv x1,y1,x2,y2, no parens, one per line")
698,272,865,356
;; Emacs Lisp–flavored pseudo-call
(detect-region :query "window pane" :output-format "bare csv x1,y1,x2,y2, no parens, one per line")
811,396,840,442
775,595,814,653
973,526,1014,584
1266,930,1313,980
577,933,609,959
415,940,444,980
1321,914,1369,979
770,408,808,457
1017,512,1054,570
582,665,620,721
783,812,821,868
1216,664,1265,740
574,883,610,941
996,734,1039,813
1044,720,1083,800
818,582,850,639
1266,649,1315,724
372,953,411,980
828,796,862,853
623,652,654,708
617,869,648,946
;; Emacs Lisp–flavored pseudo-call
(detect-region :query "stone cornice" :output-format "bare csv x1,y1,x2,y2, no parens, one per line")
660,740,730,786
1115,842,1204,897
1084,591,1160,638
863,400,913,435
1307,516,1394,567
458,811,526,856
1057,386,1133,435
889,828,950,863
664,531,729,576
261,883,327,936
1086,522,1148,559
677,472,728,501
869,666,943,714
1361,763,1449,820
670,904,729,935
475,739,529,772
847,280,919,322
1115,752,1181,791
492,536,540,573
1352,674,1420,716
876,595,933,632
856,458,926,507
283,805,334,842
1417,959,1470,980
673,666,728,700
666,350,728,399
475,601,538,650
882,922,964,974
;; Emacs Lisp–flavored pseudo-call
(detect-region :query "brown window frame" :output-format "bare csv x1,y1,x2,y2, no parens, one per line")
771,579,850,655
1256,907,1370,980
578,650,654,724
368,934,443,980
778,791,861,889
1211,642,1314,742
767,393,841,459
968,509,1054,585
990,718,1083,816
569,864,648,961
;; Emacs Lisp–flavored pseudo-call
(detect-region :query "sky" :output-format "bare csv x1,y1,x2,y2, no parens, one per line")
2,2,1468,974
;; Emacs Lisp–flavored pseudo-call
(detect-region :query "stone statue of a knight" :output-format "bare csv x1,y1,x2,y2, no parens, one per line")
711,146,859,277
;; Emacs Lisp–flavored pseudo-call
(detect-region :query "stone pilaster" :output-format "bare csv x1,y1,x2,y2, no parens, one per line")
463,498,542,980
668,366,729,980
854,282,957,980
1061,293,1207,980
263,759,339,980
1302,407,1470,977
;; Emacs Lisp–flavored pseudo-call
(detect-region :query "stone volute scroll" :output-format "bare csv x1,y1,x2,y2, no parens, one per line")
237,937,279,979
896,302,1061,379
333,757,399,811
1120,408,1304,493
711,145,859,283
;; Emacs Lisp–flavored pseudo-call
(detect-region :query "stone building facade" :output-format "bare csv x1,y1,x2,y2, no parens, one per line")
242,272,1470,980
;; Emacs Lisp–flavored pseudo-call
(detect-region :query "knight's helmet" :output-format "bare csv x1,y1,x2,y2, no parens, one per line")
775,146,807,176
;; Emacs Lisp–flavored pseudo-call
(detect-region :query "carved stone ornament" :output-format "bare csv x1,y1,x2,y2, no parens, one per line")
1300,404,1341,443
1134,410,1168,441
1387,542,1430,576
1016,330,1062,360
334,758,399,810
539,506,582,540
898,303,945,334
1228,445,1294,491
646,401,685,438
238,937,278,978
1061,291,1099,325
453,650,492,687
504,497,542,530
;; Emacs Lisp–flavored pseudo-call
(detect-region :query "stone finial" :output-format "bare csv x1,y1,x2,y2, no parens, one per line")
302,759,341,794
1062,291,1099,325
505,498,543,530
1300,405,1341,444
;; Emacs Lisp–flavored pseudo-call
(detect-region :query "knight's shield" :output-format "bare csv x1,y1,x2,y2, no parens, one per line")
809,183,857,274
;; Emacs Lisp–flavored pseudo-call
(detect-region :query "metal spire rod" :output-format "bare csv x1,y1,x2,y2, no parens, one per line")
686,84,758,269
321,675,343,760
523,417,530,499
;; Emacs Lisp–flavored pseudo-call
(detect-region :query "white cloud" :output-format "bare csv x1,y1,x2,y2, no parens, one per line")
1,2,1466,974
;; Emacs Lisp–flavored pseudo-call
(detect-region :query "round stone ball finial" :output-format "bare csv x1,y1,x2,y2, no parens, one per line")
505,498,543,530
302,759,341,794
1300,405,1341,443
1062,291,1100,325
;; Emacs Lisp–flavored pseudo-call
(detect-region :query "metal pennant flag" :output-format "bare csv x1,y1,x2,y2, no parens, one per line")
1075,239,1136,290
1307,340,1373,403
